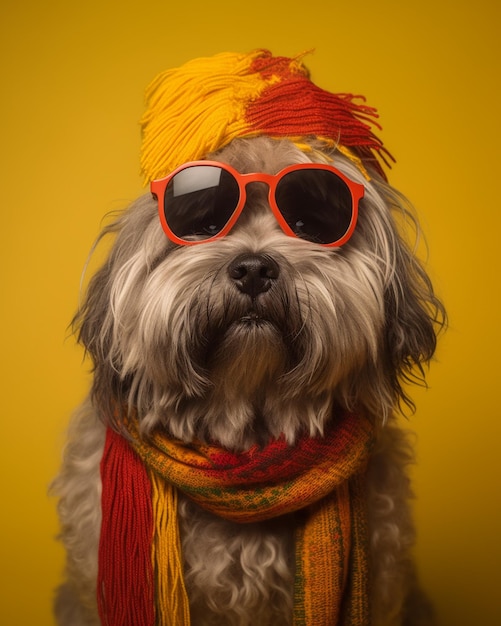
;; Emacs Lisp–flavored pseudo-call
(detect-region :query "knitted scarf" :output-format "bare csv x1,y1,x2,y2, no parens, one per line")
98,411,375,626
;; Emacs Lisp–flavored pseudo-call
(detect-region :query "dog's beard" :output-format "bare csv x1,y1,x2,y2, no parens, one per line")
192,285,299,448
207,303,292,396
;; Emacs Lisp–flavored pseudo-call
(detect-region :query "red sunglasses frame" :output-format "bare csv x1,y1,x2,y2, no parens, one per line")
150,160,365,247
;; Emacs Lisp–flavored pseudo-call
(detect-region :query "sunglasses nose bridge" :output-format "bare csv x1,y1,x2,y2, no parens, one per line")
238,172,278,212
239,172,274,191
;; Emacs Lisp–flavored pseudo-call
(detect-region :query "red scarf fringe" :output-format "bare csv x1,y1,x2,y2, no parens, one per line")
98,429,155,626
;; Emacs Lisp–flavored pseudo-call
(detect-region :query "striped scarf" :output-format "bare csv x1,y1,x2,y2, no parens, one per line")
98,411,375,626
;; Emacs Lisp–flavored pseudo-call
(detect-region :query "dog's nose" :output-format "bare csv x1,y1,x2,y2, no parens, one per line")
228,253,280,298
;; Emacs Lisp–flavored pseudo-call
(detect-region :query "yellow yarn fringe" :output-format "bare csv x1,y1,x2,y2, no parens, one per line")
140,51,269,183
336,144,371,180
149,470,191,625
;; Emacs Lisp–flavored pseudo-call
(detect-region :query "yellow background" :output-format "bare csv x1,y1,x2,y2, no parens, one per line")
1,1,500,624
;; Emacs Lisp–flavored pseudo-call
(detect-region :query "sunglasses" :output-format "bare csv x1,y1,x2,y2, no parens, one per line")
150,161,365,247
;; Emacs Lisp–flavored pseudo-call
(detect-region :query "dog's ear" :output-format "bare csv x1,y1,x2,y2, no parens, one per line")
72,207,148,428
72,195,169,428
72,224,127,426
382,208,446,413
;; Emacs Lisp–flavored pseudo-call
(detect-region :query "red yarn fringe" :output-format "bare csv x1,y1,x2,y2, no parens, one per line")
247,52,394,179
98,428,155,626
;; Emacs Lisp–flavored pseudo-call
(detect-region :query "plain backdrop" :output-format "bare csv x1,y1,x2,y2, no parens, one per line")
1,1,500,624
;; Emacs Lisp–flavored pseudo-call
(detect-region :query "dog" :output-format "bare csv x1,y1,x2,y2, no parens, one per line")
52,52,445,626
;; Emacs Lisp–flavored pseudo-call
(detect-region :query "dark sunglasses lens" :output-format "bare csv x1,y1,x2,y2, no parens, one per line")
275,169,354,244
164,166,240,240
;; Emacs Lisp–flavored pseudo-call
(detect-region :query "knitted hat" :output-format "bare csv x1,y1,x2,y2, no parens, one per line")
140,49,392,183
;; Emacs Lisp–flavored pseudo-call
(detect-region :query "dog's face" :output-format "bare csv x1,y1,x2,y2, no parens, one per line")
77,137,443,450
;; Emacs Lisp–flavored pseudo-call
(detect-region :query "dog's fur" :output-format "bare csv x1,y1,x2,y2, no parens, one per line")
52,136,445,625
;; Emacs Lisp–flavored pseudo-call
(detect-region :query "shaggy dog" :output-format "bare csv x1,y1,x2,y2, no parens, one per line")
52,52,445,626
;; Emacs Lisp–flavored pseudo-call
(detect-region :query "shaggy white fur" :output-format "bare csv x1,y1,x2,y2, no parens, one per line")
52,137,444,625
